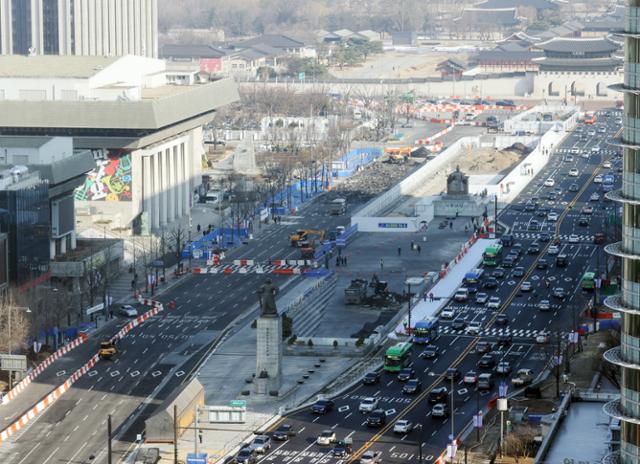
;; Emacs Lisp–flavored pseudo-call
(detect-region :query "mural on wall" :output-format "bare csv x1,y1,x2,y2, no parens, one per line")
75,149,132,201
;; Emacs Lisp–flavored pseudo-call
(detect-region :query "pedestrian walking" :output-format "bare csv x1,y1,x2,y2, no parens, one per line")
198,429,203,444
455,211,459,218
449,221,453,229
398,247,402,256
197,224,201,233
417,245,421,254
336,257,341,267
131,279,136,290
344,256,347,266
464,225,468,233
380,258,384,270
411,241,415,251
423,291,427,302
429,292,434,302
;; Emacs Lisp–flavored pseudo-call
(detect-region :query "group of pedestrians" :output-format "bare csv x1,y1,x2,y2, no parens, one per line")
336,256,348,266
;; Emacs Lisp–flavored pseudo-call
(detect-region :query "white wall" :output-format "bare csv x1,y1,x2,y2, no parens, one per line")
533,70,621,100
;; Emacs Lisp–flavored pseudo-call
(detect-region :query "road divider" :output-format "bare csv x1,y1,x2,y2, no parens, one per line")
1,333,89,406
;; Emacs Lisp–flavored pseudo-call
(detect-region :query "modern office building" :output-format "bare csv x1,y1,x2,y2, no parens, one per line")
0,0,158,57
0,54,239,233
602,1,640,463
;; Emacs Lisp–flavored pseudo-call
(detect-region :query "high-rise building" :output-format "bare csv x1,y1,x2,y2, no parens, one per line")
0,0,157,57
603,1,640,463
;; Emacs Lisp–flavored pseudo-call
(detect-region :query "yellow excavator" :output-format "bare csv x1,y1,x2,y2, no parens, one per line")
99,340,117,360
289,229,325,247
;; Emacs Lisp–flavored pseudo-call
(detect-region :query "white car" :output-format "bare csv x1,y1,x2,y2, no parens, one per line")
359,397,379,413
603,161,612,168
568,168,579,177
441,308,456,319
465,321,482,335
317,430,337,445
487,296,502,309
544,178,555,187
393,420,413,434
454,288,469,302
590,192,600,202
119,305,138,317
360,451,383,464
547,245,560,255
547,211,559,222
568,234,580,243
536,331,551,344
538,299,551,311
594,174,603,184
251,435,271,454
475,292,489,304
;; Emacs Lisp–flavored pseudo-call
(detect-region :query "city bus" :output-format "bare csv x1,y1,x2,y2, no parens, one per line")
580,272,596,290
483,244,503,266
412,318,439,344
384,342,413,372
463,268,484,285
584,112,597,125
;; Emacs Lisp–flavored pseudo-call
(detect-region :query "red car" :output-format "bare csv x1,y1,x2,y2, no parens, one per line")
594,233,605,244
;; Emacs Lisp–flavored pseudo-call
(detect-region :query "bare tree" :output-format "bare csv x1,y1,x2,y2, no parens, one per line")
0,291,31,354
169,224,189,273
503,425,538,463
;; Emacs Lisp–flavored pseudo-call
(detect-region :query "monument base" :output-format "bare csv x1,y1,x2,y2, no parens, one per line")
434,195,490,217
254,315,282,396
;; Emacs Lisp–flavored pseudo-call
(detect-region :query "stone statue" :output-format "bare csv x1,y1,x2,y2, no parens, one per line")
257,277,279,316
446,165,469,197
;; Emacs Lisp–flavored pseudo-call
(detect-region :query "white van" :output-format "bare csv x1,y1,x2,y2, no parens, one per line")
205,191,222,205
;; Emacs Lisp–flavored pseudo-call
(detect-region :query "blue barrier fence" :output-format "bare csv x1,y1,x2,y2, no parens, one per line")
336,224,358,247
183,227,249,258
264,179,326,215
331,148,383,178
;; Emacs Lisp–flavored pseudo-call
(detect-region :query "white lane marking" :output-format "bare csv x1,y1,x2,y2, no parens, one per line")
16,442,40,464
41,446,60,464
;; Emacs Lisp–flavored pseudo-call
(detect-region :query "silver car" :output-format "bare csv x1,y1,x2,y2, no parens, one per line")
393,419,413,434
251,435,271,454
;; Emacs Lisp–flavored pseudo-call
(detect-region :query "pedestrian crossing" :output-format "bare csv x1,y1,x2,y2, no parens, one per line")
554,147,618,156
511,232,594,242
440,325,545,339
193,264,307,275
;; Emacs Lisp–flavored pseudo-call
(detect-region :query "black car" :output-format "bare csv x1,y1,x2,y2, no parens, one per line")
497,333,513,347
556,254,568,267
478,354,496,369
465,285,479,294
536,259,548,270
578,216,590,226
492,267,506,279
476,341,492,353
552,287,567,299
366,409,386,427
332,441,350,457
524,202,536,212
362,372,381,385
569,183,579,192
502,256,515,268
495,314,509,325
536,208,548,218
512,243,523,256
527,243,540,254
445,367,461,380
484,277,499,289
397,368,415,382
513,266,525,277
540,232,551,242
428,386,449,403
311,399,335,414
402,378,422,394
235,447,257,464
272,424,296,441
452,318,467,330
419,345,438,359
501,234,514,246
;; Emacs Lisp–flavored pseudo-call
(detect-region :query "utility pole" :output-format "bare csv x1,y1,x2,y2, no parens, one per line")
194,406,199,456
108,414,112,464
187,229,192,271
407,281,412,336
174,404,178,464
555,329,561,399
476,388,480,441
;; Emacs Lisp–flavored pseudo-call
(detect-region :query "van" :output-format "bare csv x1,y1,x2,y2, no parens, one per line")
330,198,347,215
477,373,494,390
555,254,568,267
205,191,222,205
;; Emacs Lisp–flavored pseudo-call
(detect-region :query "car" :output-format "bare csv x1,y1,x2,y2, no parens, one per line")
464,370,479,384
235,447,257,464
564,155,575,162
603,160,612,168
478,373,495,390
362,372,381,385
397,368,415,382
119,305,138,317
487,296,502,309
475,292,489,304
311,399,335,414
587,130,596,136
492,267,506,279
251,435,271,454
513,266,525,277
495,314,509,325
359,397,379,413
552,287,566,299
501,234,514,246
476,341,493,354
272,424,295,441
520,281,533,292
502,256,515,268
478,354,495,369
331,441,351,457
484,277,499,289
441,308,456,319
512,368,534,387
540,232,551,242
556,254,568,267
581,206,593,215
590,192,600,202
544,178,555,187
317,430,337,445
393,420,414,434
528,220,540,231
524,202,536,212
547,211,559,221
594,232,606,244
496,361,512,375
536,331,551,344
547,192,557,201
452,318,467,330
497,334,513,347
465,321,482,335
513,242,524,255
419,345,438,359
454,288,469,302
431,403,449,418
568,234,580,243
569,168,579,177
527,243,540,254
428,386,449,403
538,299,551,311
465,284,479,295
594,174,603,184
578,216,590,226
548,245,560,255
366,409,386,427
536,259,548,270
445,367,462,381
402,379,422,394
569,183,580,192
360,451,383,464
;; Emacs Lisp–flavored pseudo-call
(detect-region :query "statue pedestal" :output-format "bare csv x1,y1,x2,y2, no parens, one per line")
255,314,282,396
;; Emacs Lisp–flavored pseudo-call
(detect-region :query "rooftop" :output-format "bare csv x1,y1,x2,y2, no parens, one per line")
0,55,118,78
475,0,558,9
458,7,520,26
161,44,227,59
536,36,620,54
0,136,52,149
233,34,305,50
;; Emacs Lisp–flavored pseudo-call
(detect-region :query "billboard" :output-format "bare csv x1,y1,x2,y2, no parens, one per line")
75,149,132,201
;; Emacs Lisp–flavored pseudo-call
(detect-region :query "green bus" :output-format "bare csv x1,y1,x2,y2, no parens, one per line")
483,244,503,266
384,342,413,372
580,272,596,290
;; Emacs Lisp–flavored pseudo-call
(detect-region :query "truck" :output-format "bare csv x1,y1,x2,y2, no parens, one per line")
99,340,117,360
330,198,347,215
344,279,368,304
511,368,533,387
486,115,499,133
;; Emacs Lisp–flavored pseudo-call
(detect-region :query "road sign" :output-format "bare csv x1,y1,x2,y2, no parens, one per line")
336,238,346,247
0,354,27,371
186,453,207,464
193,249,203,259
499,382,508,398
229,400,246,408
473,411,483,428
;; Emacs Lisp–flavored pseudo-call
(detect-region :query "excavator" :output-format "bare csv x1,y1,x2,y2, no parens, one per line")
289,229,325,247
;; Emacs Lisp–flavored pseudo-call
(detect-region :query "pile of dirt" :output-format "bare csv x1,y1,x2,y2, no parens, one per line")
460,147,523,175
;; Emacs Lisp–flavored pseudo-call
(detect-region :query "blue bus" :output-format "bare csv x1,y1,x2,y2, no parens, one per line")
413,317,439,344
602,175,615,192
464,268,484,285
